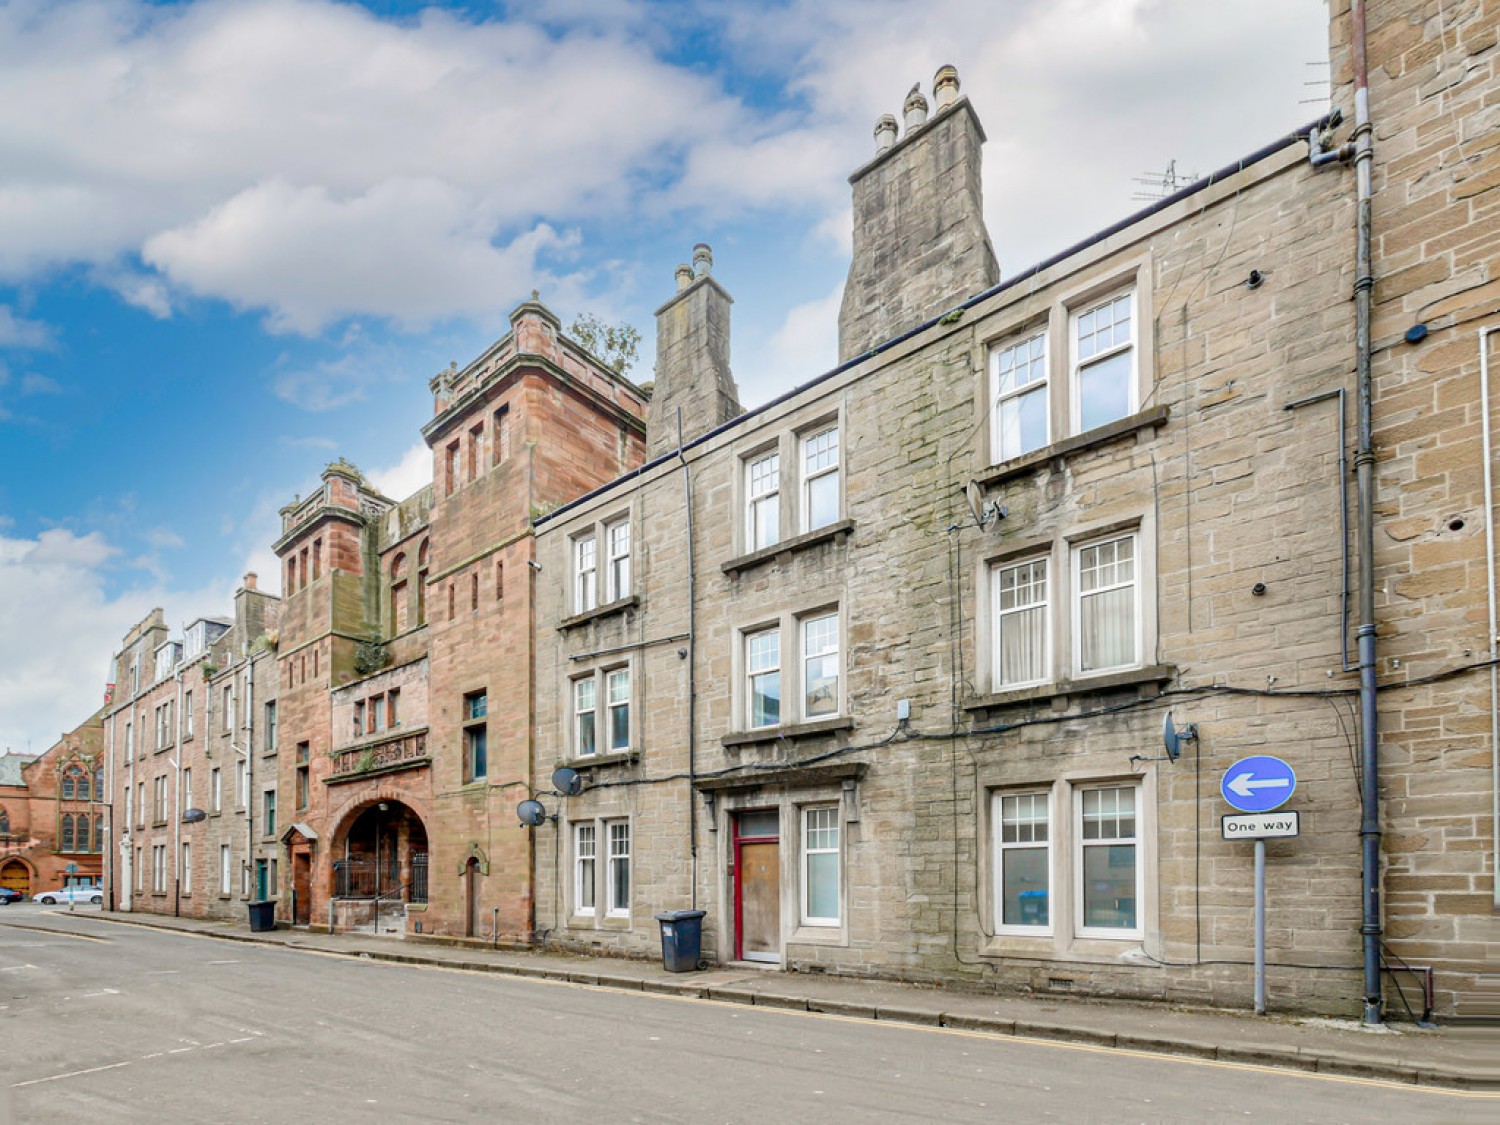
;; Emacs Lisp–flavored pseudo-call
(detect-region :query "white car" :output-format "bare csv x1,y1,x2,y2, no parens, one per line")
34,886,103,906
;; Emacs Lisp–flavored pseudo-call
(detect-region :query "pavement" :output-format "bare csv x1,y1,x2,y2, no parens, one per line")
76,908,1499,1094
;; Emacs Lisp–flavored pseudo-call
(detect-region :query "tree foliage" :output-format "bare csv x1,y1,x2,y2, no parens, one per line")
569,313,641,377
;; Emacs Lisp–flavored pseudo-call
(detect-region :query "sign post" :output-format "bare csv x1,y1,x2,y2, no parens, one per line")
1221,755,1298,1016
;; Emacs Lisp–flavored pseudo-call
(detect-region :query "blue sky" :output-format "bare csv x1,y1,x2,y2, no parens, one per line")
0,0,1329,754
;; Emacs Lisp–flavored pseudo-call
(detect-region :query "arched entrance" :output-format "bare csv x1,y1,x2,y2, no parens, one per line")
0,860,31,899
331,800,429,935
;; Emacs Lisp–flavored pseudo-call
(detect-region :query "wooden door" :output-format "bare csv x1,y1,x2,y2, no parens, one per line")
0,861,30,898
465,859,482,937
292,850,311,925
734,810,781,963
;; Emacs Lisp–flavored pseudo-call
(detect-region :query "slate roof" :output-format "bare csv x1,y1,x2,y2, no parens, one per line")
0,753,39,787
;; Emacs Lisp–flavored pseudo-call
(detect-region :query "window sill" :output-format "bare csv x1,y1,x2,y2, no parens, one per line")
559,594,640,632
721,715,854,749
975,405,1170,489
152,820,168,829
561,749,640,771
722,519,855,577
964,665,1176,712
406,903,427,913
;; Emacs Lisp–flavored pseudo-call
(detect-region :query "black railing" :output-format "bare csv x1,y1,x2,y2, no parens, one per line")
410,853,429,904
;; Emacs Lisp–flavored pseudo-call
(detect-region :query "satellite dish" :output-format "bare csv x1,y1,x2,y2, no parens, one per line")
182,808,207,824
551,767,584,797
1163,712,1196,760
964,481,1007,529
517,799,548,828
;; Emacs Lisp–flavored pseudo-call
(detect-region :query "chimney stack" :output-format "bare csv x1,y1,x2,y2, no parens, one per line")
838,66,998,362
243,572,258,591
645,245,743,457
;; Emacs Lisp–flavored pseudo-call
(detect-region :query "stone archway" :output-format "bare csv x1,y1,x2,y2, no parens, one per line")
329,798,430,935
1,859,33,898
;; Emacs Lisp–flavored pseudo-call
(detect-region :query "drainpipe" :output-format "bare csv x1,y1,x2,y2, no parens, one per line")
104,706,115,911
1349,0,1383,1027
172,663,185,917
1479,325,1500,912
676,410,699,910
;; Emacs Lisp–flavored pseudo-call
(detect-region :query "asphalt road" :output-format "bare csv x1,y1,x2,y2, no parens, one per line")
0,904,1492,1124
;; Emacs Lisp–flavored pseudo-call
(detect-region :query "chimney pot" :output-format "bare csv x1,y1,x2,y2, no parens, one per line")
244,572,258,590
874,114,899,153
933,65,960,111
903,83,929,133
675,263,694,291
692,243,713,276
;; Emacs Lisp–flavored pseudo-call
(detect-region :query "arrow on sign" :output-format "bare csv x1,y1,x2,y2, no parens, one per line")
1226,772,1292,799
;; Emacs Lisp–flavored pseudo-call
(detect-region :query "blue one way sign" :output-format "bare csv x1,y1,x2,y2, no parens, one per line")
1220,755,1297,813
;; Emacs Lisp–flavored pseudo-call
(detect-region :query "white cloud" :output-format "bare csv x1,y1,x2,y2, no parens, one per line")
368,441,433,502
741,281,844,400
0,305,53,349
19,372,63,396
0,529,146,753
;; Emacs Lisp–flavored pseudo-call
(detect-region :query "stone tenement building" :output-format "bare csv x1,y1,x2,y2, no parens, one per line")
102,0,1495,1021
0,711,105,900
531,1,1497,1020
102,579,280,919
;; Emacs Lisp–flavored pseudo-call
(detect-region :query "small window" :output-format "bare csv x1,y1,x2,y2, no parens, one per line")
1077,785,1140,938
995,791,1051,932
574,823,596,916
574,678,596,757
802,806,841,926
801,427,840,532
220,845,233,895
210,768,222,814
181,842,192,896
445,440,460,496
467,422,484,482
1072,292,1135,433
574,535,597,613
992,558,1049,688
495,560,504,601
606,669,630,754
746,452,780,551
183,690,194,738
1074,535,1138,675
352,701,365,740
493,405,511,465
801,613,839,719
387,690,400,728
746,628,781,728
606,521,631,602
990,330,1048,462
263,789,277,837
470,571,479,612
463,690,488,782
264,701,278,751
606,820,630,917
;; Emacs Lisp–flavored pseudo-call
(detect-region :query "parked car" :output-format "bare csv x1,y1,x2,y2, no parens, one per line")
33,886,102,906
0,887,23,905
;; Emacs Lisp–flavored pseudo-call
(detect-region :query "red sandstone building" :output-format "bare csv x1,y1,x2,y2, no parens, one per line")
266,298,647,939
0,711,105,900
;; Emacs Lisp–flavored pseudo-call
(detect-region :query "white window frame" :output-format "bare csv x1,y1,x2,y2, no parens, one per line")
210,767,222,813
605,820,630,918
1074,783,1143,940
990,329,1049,463
1069,290,1137,435
800,426,840,533
800,805,841,927
573,677,597,758
991,556,1050,689
263,788,277,837
152,844,166,893
1071,533,1141,677
605,520,631,602
800,612,840,720
746,451,780,552
181,767,191,810
183,690,193,738
574,534,597,613
222,685,233,732
993,790,1054,936
574,823,596,917
745,627,781,729
181,841,192,896
605,668,631,754
235,760,247,806
220,845,232,895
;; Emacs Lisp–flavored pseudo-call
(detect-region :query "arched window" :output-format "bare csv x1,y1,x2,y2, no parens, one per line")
60,813,75,852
